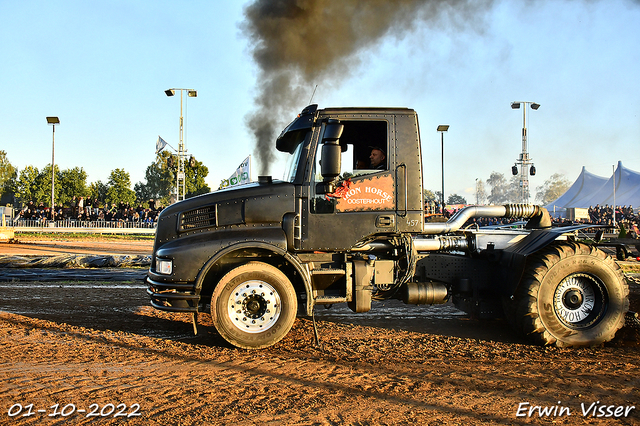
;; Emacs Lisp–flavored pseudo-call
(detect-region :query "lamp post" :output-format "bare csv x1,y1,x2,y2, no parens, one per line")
165,88,197,202
46,117,60,221
510,101,540,204
437,125,449,213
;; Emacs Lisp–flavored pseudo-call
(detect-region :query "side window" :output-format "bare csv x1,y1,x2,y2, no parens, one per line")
312,143,355,185
311,142,354,214
311,120,391,214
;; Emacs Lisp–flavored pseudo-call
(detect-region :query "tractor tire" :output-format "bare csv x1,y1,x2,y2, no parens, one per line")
509,242,629,347
210,262,298,349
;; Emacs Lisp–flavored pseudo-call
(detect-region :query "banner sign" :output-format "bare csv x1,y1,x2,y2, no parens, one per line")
219,156,251,189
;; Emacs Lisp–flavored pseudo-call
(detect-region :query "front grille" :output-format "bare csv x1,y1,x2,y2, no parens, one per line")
180,206,216,231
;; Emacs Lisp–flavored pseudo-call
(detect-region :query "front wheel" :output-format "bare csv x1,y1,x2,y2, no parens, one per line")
509,242,629,347
210,262,298,349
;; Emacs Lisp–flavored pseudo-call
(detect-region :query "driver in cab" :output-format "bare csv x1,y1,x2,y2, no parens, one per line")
369,146,386,170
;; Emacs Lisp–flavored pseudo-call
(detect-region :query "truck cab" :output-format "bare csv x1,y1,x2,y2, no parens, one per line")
279,105,425,249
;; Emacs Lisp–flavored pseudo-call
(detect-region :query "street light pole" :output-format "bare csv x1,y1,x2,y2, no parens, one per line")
165,88,197,202
46,117,60,221
437,125,449,213
510,102,540,204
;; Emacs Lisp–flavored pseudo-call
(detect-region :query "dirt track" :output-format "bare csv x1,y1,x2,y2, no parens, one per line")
0,238,153,257
0,238,639,425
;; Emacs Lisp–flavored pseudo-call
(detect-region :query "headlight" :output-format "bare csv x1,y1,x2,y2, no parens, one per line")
156,258,173,275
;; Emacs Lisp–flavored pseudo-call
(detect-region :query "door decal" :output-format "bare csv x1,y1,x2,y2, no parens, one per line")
328,174,395,212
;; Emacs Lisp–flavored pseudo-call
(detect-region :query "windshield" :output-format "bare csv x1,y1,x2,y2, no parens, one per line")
283,139,304,182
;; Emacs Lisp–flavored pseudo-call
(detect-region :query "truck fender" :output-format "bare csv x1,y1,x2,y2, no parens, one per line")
193,241,314,316
500,225,597,297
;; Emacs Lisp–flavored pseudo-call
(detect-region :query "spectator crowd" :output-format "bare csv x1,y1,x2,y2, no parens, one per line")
586,204,637,226
15,197,164,226
550,204,639,234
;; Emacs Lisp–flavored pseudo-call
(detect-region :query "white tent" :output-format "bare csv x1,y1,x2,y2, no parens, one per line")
579,162,640,208
545,161,640,216
545,166,608,213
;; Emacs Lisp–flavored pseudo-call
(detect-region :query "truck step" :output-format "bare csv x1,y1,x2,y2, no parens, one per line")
310,268,346,276
314,296,348,304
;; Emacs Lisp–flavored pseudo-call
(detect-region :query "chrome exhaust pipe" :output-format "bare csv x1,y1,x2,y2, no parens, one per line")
422,204,548,235
403,282,448,305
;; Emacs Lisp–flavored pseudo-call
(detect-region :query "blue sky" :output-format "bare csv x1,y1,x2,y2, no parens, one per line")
1,0,639,202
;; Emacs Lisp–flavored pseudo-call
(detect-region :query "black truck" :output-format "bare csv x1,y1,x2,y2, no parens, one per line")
147,105,629,349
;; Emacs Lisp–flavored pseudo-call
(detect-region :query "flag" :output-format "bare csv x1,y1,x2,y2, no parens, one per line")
219,156,251,189
156,136,168,154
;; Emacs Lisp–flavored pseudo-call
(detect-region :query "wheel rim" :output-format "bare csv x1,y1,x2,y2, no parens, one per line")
553,273,606,329
227,280,282,333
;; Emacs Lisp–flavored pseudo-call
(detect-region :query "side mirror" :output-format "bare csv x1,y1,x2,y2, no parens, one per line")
321,141,341,179
318,120,344,193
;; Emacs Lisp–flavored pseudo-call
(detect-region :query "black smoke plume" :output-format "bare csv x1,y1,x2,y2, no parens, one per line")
242,0,495,176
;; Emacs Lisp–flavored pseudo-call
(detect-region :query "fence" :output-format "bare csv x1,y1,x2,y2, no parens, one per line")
6,218,156,235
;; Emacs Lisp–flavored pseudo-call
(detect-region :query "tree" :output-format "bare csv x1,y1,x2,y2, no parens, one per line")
0,150,17,204
508,175,526,204
15,165,41,205
14,164,89,208
486,172,509,205
135,151,174,203
88,180,108,202
33,164,62,206
135,151,210,204
0,150,17,189
434,190,443,204
447,194,467,204
134,181,152,203
536,173,570,205
184,156,210,198
423,189,437,203
57,167,87,206
475,179,487,205
106,168,136,207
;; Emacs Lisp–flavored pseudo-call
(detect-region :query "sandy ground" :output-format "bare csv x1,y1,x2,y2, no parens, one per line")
1,308,639,425
0,237,639,425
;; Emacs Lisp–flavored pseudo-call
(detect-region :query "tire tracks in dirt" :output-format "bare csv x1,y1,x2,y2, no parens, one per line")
1,310,638,425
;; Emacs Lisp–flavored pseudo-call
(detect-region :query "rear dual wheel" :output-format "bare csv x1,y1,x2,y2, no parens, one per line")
509,242,629,347
210,262,297,349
